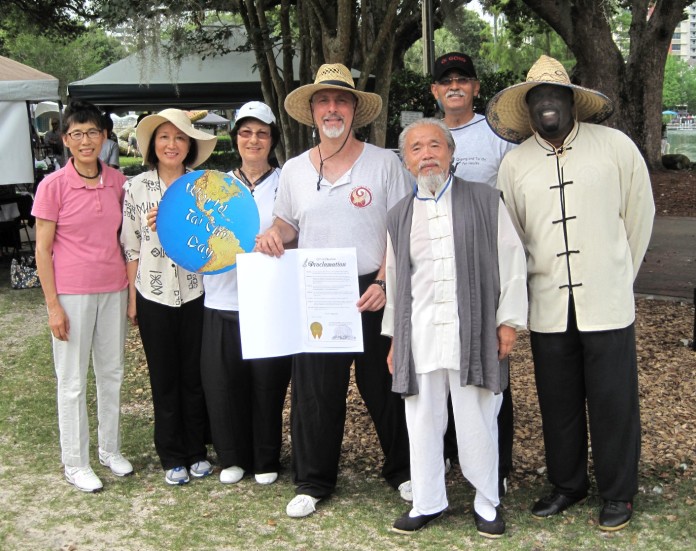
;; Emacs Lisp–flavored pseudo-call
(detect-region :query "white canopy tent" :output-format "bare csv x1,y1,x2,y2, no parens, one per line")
0,56,60,186
34,101,61,132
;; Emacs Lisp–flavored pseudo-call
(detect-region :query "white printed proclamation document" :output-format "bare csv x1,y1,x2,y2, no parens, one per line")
237,248,364,359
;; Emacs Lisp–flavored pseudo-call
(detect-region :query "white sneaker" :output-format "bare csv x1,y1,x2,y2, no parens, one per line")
286,494,320,518
190,460,213,478
255,472,278,485
65,466,103,493
165,466,189,485
98,449,134,477
398,480,413,502
220,466,245,484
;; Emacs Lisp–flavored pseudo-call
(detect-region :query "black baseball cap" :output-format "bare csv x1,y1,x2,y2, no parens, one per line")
433,52,478,82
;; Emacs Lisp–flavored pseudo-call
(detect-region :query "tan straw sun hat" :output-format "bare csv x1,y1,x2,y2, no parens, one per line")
136,108,218,168
284,63,383,128
485,55,614,144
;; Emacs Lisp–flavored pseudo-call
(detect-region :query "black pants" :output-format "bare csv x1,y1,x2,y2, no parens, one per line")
200,307,291,474
291,272,411,498
136,292,208,470
444,384,513,479
530,300,640,501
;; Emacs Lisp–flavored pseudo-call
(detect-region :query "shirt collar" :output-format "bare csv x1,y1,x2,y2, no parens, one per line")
414,173,453,203
534,121,580,154
66,159,111,190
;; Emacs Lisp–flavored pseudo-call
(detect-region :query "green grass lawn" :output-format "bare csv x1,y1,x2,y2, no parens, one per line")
0,268,694,550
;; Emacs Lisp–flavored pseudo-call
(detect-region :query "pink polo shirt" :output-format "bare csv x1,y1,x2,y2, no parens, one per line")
32,160,128,295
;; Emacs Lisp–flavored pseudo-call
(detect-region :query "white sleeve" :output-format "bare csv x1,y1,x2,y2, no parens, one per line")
496,198,528,329
381,230,396,337
272,163,300,232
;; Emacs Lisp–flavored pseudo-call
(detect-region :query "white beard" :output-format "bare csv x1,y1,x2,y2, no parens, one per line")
322,121,346,139
417,170,447,195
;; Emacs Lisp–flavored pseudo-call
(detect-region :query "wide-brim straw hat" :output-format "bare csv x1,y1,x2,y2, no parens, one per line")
284,63,382,128
136,108,218,168
486,55,614,144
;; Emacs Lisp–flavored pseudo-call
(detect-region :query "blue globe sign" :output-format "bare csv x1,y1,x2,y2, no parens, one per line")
156,170,260,274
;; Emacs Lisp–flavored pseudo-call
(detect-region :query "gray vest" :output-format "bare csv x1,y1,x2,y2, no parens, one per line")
387,176,508,396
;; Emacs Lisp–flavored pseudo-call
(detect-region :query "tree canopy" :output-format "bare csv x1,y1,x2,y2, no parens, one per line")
662,54,696,111
3,28,127,103
4,0,690,169
90,0,487,159
0,0,90,52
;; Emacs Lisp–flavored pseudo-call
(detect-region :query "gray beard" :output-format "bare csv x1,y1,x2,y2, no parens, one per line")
417,170,447,195
322,122,346,139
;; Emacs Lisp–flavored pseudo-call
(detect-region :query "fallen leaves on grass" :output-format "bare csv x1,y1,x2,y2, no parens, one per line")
123,298,696,487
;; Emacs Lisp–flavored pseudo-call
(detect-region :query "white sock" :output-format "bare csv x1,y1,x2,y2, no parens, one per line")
474,497,497,521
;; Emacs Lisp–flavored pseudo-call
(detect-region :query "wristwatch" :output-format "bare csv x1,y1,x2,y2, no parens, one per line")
373,279,386,293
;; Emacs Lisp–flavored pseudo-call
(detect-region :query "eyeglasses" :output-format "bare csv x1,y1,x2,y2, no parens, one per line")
437,76,476,86
66,129,102,141
238,129,271,140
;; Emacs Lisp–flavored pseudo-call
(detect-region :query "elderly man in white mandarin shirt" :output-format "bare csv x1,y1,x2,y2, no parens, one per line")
382,118,527,539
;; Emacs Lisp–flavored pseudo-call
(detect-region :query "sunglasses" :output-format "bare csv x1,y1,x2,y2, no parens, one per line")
437,76,476,86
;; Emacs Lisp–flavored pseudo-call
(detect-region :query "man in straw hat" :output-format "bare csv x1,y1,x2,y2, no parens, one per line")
383,117,527,538
431,51,518,497
487,55,655,531
255,63,412,518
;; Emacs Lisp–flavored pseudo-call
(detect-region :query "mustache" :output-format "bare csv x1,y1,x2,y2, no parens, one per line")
322,114,345,122
419,160,443,170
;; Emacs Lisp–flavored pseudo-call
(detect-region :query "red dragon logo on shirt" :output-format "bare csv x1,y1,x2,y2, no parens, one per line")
349,186,372,208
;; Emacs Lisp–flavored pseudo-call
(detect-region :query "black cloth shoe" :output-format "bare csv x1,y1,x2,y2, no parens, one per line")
531,491,586,518
391,510,444,534
599,500,632,531
473,509,505,539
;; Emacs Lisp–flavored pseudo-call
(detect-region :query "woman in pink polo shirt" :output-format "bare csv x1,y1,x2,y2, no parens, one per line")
32,101,133,493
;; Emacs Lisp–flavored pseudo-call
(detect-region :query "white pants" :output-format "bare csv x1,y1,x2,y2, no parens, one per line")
405,369,502,515
52,290,128,468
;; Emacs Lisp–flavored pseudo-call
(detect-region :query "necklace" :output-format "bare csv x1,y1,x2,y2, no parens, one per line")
237,167,273,191
315,133,352,191
73,161,102,179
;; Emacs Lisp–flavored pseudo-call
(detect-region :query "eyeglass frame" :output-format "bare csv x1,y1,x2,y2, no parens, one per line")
237,128,272,140
65,128,103,141
436,76,477,86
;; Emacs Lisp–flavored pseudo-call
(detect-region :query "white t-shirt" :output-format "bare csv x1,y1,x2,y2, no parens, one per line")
203,168,281,311
450,114,516,187
274,142,411,275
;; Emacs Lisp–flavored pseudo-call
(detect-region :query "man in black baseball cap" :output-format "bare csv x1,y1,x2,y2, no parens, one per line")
431,52,517,500
433,52,478,82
